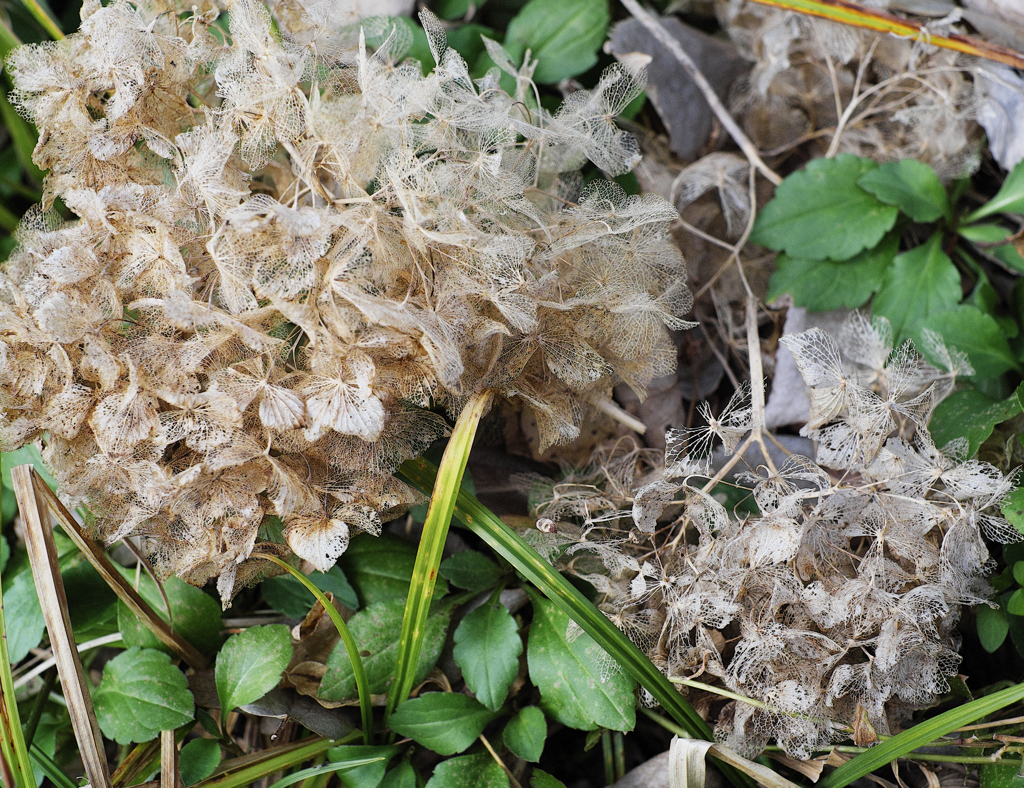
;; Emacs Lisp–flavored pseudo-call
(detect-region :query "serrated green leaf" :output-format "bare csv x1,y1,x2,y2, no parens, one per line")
319,598,450,701
381,761,418,788
440,551,502,591
751,154,898,261
215,624,292,715
425,753,509,788
390,693,497,756
873,233,961,342
2,565,44,663
326,745,400,788
118,573,222,655
180,738,221,786
503,706,546,762
453,597,522,710
977,605,1010,654
929,385,1022,456
93,647,195,744
527,592,635,732
920,306,1020,379
531,770,567,788
1002,488,1024,536
857,158,949,222
339,533,446,607
965,159,1024,223
503,0,609,84
766,230,897,311
262,565,359,618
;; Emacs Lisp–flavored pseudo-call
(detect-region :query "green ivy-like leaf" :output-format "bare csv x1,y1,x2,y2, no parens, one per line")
326,745,401,788
262,565,359,618
319,598,450,701
1008,590,1024,616
527,592,635,732
215,624,292,714
389,693,497,756
93,647,195,744
453,597,522,711
919,306,1020,379
872,233,961,342
440,551,502,591
766,230,897,311
964,158,1024,223
531,771,568,788
929,385,1023,456
857,158,949,222
751,154,898,261
339,533,447,607
503,0,609,84
425,753,509,788
503,706,546,762
118,572,222,655
977,605,1010,654
180,738,221,787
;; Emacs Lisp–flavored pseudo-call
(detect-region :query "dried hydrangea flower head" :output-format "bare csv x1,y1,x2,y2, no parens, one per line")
522,314,1017,759
0,0,690,600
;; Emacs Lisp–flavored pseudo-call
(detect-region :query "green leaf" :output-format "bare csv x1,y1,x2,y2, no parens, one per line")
180,738,221,787
766,230,897,311
1,445,56,490
928,385,1022,456
339,533,446,607
979,763,1024,788
0,534,8,574
527,592,636,732
2,566,44,663
440,551,502,591
964,158,1024,223
262,565,359,618
1009,590,1024,616
990,243,1024,275
530,770,567,788
857,158,949,222
61,553,118,638
1014,561,1024,587
445,24,495,66
453,599,522,711
326,745,400,788
118,573,222,655
424,753,508,788
503,706,546,762
872,233,962,342
959,223,1014,243
1002,488,1024,537
433,0,489,20
215,624,292,714
382,761,418,788
977,605,1010,653
320,598,450,701
93,647,195,744
502,0,609,84
751,154,898,261
389,693,497,755
919,306,1020,379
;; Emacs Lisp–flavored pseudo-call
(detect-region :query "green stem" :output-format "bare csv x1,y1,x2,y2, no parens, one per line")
386,390,492,721
254,554,373,746
397,457,757,788
22,667,57,747
601,730,614,786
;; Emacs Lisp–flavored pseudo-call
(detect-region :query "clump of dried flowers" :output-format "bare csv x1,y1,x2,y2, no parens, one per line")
521,313,1019,758
0,0,690,600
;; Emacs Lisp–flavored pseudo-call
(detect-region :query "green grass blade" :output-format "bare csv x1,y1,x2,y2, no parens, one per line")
254,554,373,746
386,391,491,720
195,734,358,788
818,682,1024,788
30,743,78,788
265,757,384,788
0,458,35,788
0,87,44,185
397,457,757,788
19,0,63,40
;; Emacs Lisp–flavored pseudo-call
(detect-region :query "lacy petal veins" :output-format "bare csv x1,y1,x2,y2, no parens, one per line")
0,0,689,597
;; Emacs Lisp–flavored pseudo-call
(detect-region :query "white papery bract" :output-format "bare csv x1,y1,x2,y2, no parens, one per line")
525,314,1019,759
1,1,689,601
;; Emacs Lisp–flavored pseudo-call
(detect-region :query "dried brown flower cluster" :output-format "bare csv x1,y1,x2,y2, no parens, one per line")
0,0,690,599
521,314,1017,758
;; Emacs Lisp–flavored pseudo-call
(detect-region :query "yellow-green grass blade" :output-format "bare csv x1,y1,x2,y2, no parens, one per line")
253,554,373,746
195,734,358,788
819,682,1024,788
397,456,758,788
386,391,491,720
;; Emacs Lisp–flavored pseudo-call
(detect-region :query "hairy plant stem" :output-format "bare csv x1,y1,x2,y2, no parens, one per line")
386,390,492,723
